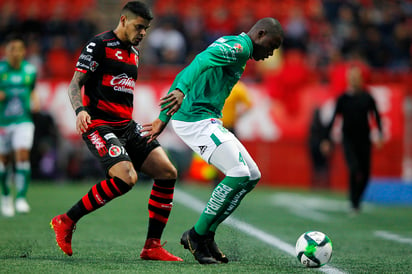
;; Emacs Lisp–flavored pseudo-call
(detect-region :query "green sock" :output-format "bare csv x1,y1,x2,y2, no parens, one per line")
194,176,249,236
0,163,10,196
209,178,259,233
15,162,30,199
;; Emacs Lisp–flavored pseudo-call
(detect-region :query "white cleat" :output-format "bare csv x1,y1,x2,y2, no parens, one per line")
1,196,15,217
15,198,30,213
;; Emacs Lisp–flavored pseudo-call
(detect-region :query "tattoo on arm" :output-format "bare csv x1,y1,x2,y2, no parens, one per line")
68,71,90,111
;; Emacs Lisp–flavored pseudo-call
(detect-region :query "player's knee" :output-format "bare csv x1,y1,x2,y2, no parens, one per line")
109,162,138,186
226,164,250,178
164,164,178,179
249,166,261,181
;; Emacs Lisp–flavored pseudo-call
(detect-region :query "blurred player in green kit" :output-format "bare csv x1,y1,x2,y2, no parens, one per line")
143,18,283,264
0,34,38,217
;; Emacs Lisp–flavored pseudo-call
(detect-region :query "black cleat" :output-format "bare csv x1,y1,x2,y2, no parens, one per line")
180,228,219,264
206,232,229,263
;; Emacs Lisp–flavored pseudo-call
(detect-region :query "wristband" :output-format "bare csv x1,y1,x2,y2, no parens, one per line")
75,106,87,116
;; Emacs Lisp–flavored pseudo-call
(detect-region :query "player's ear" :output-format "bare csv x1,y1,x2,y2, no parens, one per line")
120,15,127,27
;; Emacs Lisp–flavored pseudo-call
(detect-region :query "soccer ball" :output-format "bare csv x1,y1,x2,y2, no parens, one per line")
295,231,333,267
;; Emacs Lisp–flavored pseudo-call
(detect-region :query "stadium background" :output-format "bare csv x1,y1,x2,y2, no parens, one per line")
0,0,411,200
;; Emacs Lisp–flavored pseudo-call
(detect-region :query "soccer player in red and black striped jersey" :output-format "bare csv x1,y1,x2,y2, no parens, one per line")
50,1,182,261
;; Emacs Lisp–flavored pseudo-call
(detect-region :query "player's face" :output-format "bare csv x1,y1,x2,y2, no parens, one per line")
124,16,151,46
252,33,282,61
5,40,25,65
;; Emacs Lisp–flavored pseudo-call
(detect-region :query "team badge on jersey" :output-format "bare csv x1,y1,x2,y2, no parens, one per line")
108,145,122,157
90,61,99,72
233,43,243,53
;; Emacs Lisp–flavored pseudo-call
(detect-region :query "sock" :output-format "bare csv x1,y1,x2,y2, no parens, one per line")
0,162,10,196
194,176,249,236
15,161,31,199
146,179,176,240
209,178,259,233
66,177,132,223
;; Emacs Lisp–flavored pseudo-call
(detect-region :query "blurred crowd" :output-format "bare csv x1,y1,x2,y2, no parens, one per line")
0,0,410,82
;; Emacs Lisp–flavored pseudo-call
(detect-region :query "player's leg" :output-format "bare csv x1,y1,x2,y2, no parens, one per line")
343,139,361,212
137,146,182,261
0,127,14,217
354,141,372,211
51,127,135,256
0,154,13,217
208,137,261,232
12,122,35,213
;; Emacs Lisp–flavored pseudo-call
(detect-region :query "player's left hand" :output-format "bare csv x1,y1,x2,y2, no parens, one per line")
141,118,167,143
160,89,184,116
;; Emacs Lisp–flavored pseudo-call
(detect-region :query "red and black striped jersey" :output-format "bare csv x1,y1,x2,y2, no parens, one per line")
76,30,139,127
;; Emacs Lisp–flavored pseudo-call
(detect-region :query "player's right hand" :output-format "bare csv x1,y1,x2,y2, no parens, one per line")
141,118,167,143
76,110,91,134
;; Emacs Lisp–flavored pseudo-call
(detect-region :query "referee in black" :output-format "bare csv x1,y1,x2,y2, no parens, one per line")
321,66,384,214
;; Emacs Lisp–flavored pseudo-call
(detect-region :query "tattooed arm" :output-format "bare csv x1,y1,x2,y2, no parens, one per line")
68,71,91,134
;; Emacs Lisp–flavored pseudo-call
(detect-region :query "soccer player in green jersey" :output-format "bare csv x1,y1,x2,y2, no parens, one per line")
0,34,38,217
143,18,283,264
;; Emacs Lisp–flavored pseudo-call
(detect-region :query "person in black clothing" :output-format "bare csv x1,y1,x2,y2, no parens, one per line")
50,1,182,261
321,66,383,214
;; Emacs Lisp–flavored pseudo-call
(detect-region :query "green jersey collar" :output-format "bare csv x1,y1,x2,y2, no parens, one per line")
239,32,253,59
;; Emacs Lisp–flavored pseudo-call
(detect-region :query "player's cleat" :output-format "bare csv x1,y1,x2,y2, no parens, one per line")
180,228,219,264
140,238,183,261
206,232,229,263
1,195,15,217
15,198,30,213
50,214,76,256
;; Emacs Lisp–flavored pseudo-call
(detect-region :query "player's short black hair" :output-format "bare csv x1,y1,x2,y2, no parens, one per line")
4,33,26,47
122,1,153,21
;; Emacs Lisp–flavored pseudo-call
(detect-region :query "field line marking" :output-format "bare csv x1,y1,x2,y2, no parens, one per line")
374,230,412,245
175,189,346,274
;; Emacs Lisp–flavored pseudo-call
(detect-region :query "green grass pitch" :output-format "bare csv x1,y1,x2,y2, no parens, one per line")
1,181,411,273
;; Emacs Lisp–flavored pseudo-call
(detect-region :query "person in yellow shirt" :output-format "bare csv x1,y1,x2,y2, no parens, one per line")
221,81,253,135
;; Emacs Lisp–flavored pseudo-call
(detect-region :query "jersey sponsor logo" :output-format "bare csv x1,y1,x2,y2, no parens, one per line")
103,133,116,140
198,145,207,155
108,145,122,157
86,42,96,53
88,131,108,156
102,73,135,94
79,54,93,61
107,41,121,47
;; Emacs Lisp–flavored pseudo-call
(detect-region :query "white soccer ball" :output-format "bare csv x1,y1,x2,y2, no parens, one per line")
295,231,333,267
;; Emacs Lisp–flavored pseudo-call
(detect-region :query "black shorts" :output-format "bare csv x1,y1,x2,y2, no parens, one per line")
82,120,160,176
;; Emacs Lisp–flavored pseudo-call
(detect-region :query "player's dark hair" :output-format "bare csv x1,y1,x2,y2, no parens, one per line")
122,1,153,21
4,33,26,47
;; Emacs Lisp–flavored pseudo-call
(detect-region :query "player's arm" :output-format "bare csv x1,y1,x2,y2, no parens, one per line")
320,98,341,155
369,94,384,148
68,70,91,134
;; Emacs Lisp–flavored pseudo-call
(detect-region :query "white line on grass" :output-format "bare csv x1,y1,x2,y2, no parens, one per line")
175,189,347,274
374,230,412,245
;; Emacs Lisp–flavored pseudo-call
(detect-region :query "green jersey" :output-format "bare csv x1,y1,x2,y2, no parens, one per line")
159,32,253,123
0,60,36,126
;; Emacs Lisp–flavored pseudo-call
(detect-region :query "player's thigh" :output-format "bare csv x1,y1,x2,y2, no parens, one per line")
172,118,234,163
209,140,250,177
0,127,12,156
140,147,177,179
83,127,134,181
11,122,34,150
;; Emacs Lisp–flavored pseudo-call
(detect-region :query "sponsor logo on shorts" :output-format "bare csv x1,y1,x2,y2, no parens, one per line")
198,145,207,155
108,145,122,157
88,131,108,156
